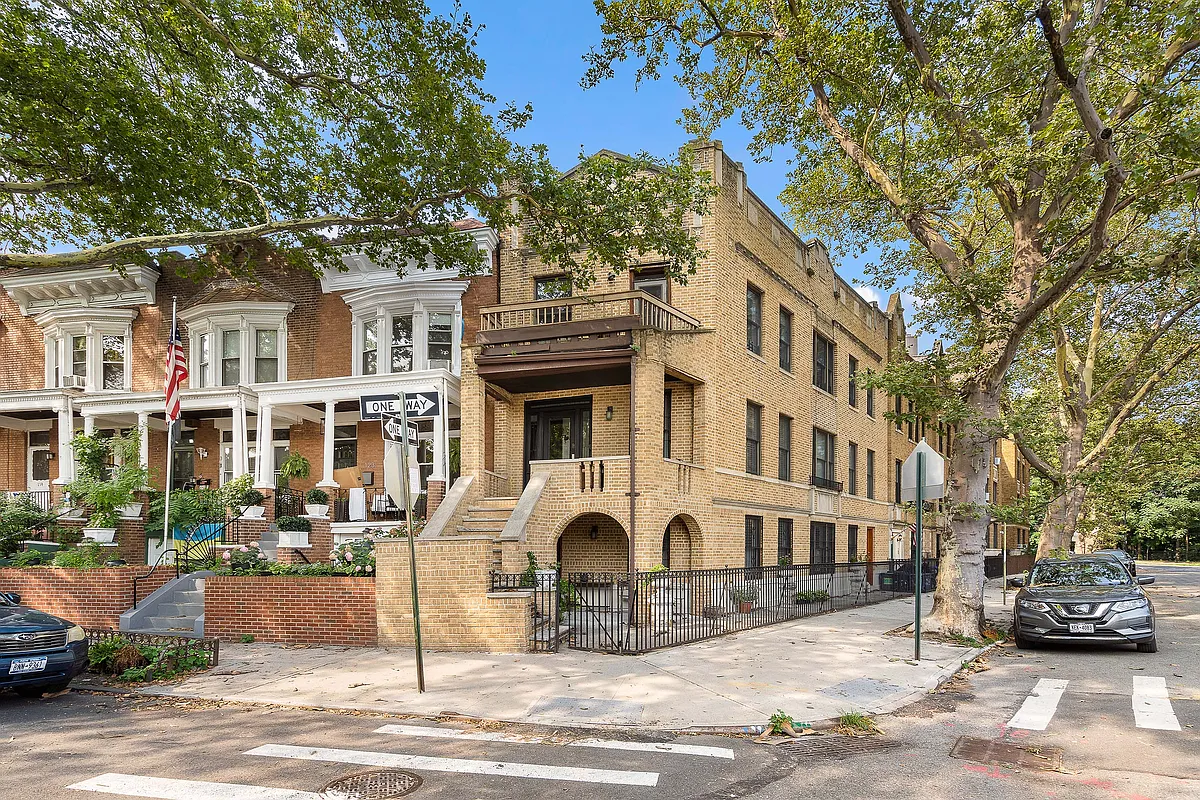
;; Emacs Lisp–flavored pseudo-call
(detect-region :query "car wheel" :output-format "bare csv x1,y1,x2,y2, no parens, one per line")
1136,637,1158,654
1013,625,1032,650
14,680,71,698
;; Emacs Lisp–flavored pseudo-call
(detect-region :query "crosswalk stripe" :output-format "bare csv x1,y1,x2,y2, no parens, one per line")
1007,678,1069,731
69,773,318,800
373,724,736,759
245,743,660,787
1132,677,1182,731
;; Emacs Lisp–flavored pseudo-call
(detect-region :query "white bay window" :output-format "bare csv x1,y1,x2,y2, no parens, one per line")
346,285,463,377
36,308,136,392
181,302,293,389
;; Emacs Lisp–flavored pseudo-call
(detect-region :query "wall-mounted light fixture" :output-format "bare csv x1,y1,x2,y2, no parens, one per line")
589,524,599,540
197,447,209,459
605,406,613,421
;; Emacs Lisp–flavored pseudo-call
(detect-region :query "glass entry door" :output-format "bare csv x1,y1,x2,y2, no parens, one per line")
524,397,592,483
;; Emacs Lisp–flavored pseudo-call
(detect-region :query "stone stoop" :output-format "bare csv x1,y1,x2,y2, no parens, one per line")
457,496,518,570
120,571,213,638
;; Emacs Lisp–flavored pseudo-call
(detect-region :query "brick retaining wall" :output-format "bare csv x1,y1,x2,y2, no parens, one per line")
203,575,377,646
0,567,173,629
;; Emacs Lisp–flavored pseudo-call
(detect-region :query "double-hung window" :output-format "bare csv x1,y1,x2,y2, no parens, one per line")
746,285,763,355
847,441,858,495
810,521,836,573
778,415,792,481
197,334,211,388
745,401,763,475
866,449,876,499
779,307,792,371
101,335,125,390
745,515,764,576
778,519,794,566
866,381,875,417
895,459,903,504
71,336,87,378
427,312,452,366
361,320,379,375
221,330,241,386
663,389,673,458
812,428,835,488
390,315,413,372
813,332,834,393
848,356,858,407
254,329,278,383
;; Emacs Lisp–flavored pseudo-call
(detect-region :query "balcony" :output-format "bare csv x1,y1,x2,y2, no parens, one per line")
810,475,844,493
479,290,702,337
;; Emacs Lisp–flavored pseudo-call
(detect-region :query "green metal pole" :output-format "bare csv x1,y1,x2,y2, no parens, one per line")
914,451,924,662
399,399,425,693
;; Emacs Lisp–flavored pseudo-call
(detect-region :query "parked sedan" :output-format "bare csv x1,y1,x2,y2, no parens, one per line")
0,591,89,697
1094,548,1137,577
1009,557,1158,653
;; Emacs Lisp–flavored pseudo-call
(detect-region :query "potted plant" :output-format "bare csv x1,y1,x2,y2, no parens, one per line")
731,587,757,613
237,488,266,519
304,488,330,518
277,453,311,486
66,431,147,544
276,515,311,548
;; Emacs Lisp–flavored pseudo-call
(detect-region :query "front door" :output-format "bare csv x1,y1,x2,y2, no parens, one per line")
524,397,592,483
27,432,52,502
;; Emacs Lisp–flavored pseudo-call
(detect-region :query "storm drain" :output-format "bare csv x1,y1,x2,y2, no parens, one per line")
950,736,1064,772
775,734,901,760
321,769,422,799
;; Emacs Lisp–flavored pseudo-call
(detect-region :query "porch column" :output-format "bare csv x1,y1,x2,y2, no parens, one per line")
54,401,74,485
254,404,275,489
232,399,248,479
82,413,95,436
136,412,149,470
318,399,338,487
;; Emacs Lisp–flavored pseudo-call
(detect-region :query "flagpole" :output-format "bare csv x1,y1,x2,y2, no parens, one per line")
162,297,177,557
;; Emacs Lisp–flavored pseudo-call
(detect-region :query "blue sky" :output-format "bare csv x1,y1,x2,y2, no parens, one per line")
450,1,897,314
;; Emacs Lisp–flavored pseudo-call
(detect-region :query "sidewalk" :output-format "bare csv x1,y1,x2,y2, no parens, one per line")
139,584,1016,730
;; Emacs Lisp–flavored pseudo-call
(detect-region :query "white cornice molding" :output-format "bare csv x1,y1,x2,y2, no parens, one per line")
1,265,159,315
177,300,294,325
320,226,497,293
33,307,138,329
341,281,469,314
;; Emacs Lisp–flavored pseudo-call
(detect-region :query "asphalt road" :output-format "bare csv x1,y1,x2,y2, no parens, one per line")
1,562,1196,800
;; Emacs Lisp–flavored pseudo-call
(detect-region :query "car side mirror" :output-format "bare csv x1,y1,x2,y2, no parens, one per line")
1137,576,1155,585
3,592,20,605
1007,576,1025,588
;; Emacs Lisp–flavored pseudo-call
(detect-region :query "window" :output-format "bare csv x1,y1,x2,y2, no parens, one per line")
663,389,672,459
778,415,792,481
847,442,858,495
254,329,278,383
101,335,125,390
427,312,453,365
535,275,572,323
866,381,875,417
197,334,210,388
866,449,876,499
746,285,763,354
895,395,903,430
848,525,860,562
634,269,668,300
895,459,903,504
778,518,794,566
361,320,378,375
333,424,358,470
813,332,834,393
745,516,764,575
779,307,792,371
221,330,240,386
810,521,836,572
745,401,762,475
812,427,835,487
907,399,916,441
391,315,413,372
848,356,858,407
71,335,87,378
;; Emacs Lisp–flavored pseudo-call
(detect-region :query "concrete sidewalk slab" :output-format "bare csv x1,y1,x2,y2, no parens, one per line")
140,587,1015,730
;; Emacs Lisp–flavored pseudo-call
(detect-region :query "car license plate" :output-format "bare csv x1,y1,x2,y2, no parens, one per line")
1069,623,1095,634
8,656,48,675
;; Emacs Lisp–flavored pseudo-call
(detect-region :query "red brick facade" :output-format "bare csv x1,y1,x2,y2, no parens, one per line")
202,575,377,646
0,567,173,629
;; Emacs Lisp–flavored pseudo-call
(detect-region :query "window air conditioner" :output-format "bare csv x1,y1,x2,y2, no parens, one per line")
429,359,451,371
61,375,85,389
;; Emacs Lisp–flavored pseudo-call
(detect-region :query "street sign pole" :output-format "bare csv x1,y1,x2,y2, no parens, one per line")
397,398,425,693
914,450,924,662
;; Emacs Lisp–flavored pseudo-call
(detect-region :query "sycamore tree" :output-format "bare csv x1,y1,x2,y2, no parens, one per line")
1007,265,1200,558
587,0,1200,635
1,0,709,282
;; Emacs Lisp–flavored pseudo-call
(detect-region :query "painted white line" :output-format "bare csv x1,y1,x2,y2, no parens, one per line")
1007,678,1069,731
373,723,736,760
69,773,318,800
1133,676,1182,731
246,744,659,787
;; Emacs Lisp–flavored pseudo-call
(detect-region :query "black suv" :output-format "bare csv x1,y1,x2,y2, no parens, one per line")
1,591,89,697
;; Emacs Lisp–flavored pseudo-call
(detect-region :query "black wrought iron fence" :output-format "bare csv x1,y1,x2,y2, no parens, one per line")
490,571,562,652
331,487,404,523
274,487,304,519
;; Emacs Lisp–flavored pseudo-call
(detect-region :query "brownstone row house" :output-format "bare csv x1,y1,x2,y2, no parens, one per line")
1,141,1029,580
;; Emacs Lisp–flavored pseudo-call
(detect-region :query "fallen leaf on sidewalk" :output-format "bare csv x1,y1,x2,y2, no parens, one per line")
349,683,370,688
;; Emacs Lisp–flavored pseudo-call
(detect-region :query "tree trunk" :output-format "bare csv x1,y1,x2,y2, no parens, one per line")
928,386,996,639
1038,416,1087,558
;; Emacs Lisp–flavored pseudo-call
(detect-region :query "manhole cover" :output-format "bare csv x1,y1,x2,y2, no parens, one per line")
775,734,901,760
950,736,1064,772
321,769,422,799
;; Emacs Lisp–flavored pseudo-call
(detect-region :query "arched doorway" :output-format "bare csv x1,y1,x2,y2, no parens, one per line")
661,514,699,570
556,512,628,574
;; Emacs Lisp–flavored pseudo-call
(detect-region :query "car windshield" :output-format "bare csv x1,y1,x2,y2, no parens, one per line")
1029,561,1132,587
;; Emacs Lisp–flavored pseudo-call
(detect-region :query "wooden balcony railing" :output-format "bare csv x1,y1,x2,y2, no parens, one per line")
479,290,702,335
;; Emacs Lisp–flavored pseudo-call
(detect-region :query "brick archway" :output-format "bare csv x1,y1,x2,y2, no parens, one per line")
555,512,628,574
661,513,701,570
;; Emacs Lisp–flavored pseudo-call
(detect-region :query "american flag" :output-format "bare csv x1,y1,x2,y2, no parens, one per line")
164,322,188,423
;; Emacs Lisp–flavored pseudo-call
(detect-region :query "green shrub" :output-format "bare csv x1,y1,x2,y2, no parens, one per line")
52,543,106,570
88,634,212,682
0,495,60,557
219,542,269,574
795,589,831,604
10,549,53,567
276,515,311,532
305,488,329,505
239,488,266,507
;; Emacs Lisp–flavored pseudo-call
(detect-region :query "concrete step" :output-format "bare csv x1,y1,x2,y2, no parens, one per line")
457,523,505,533
147,615,197,630
469,499,518,510
126,627,203,639
171,590,204,604
155,603,202,618
461,516,512,523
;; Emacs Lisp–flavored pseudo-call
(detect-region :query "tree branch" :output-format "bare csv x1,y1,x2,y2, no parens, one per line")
1090,292,1200,401
1011,429,1063,486
0,176,92,195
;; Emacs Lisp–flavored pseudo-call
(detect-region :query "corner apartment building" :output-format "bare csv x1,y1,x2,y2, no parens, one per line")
443,141,954,577
987,438,1032,553
0,222,498,546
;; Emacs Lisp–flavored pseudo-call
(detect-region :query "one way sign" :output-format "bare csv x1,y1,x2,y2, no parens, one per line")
381,412,418,446
360,391,440,420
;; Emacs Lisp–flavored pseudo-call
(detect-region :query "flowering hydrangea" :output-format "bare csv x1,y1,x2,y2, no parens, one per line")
222,541,268,574
330,538,375,575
